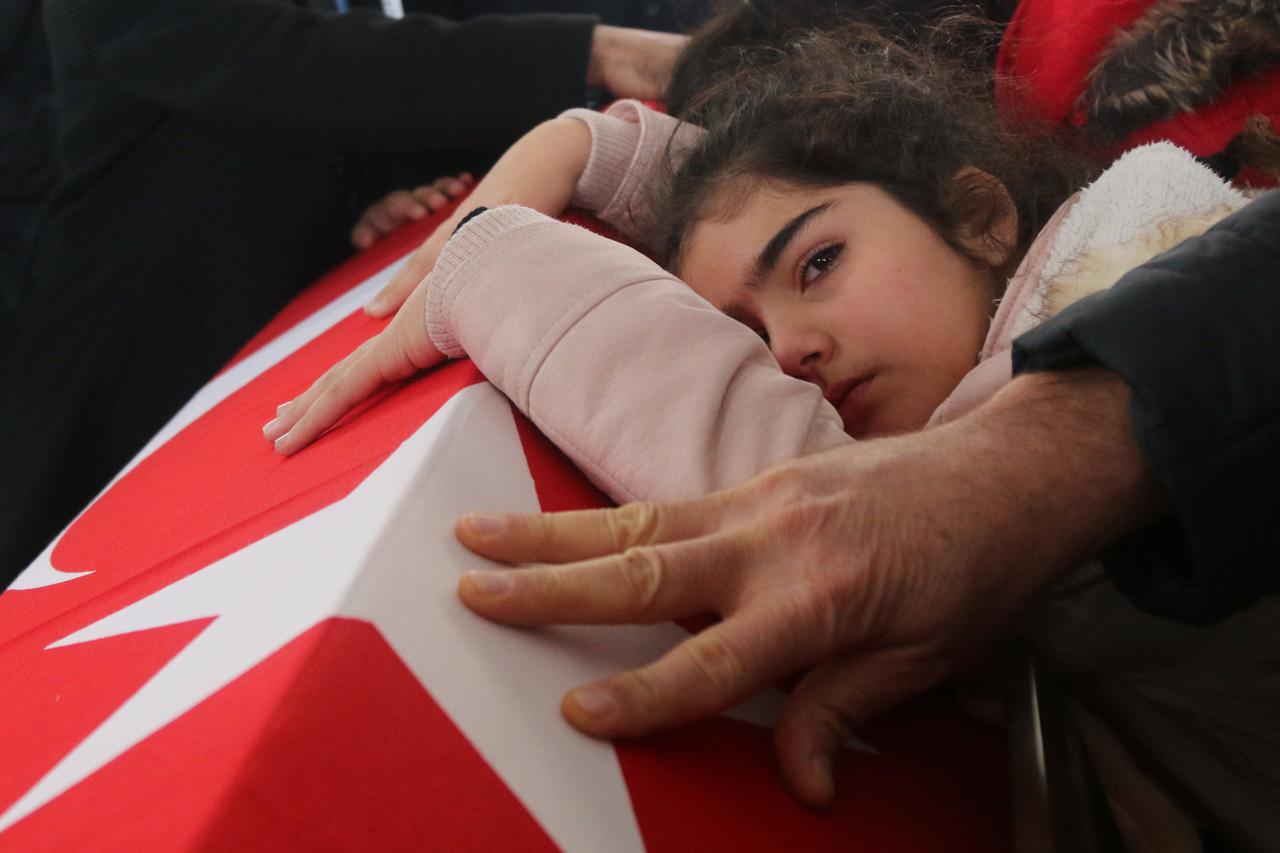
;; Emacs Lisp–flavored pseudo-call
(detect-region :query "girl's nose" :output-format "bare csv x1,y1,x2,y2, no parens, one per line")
769,330,828,381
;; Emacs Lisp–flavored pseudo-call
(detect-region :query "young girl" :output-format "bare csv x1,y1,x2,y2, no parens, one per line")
264,29,1277,848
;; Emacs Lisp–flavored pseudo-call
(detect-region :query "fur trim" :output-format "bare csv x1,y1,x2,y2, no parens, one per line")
1079,0,1280,142
1005,142,1247,340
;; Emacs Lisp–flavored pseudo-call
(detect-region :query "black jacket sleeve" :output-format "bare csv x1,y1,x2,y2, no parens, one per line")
1012,190,1280,623
52,0,596,152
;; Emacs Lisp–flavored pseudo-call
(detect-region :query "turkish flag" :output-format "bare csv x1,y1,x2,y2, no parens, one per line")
0,202,1009,851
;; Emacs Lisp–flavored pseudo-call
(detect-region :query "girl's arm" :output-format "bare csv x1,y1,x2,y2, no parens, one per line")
560,101,704,252
269,206,850,500
366,101,701,317
426,207,849,502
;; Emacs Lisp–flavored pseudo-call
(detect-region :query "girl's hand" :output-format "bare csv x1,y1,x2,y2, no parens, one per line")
364,117,592,318
263,280,444,455
351,173,475,250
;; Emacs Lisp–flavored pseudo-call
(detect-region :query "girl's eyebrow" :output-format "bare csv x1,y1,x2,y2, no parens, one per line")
748,201,834,286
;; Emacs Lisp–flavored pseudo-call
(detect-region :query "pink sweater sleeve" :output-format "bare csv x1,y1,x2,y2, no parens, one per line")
559,100,704,251
425,206,850,504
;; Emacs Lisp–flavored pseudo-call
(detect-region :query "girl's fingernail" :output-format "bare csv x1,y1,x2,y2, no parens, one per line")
276,401,293,415
465,513,508,535
465,570,512,595
263,417,283,439
569,685,617,719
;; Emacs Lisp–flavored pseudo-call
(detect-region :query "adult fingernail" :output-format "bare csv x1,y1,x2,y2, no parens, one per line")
464,513,508,535
263,417,284,439
464,570,512,595
809,752,835,801
276,400,293,415
569,685,617,720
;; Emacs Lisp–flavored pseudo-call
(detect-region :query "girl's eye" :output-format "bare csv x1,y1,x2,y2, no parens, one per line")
801,243,843,288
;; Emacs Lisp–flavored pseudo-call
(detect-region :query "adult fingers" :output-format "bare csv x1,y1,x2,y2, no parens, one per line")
351,221,379,249
412,186,451,211
351,191,426,249
364,192,423,234
426,174,472,199
772,649,948,807
381,190,427,223
457,496,730,565
561,608,823,740
458,529,746,626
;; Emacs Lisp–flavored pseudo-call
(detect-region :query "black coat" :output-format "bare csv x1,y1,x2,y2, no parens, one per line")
1014,189,1280,623
0,0,56,326
0,0,599,580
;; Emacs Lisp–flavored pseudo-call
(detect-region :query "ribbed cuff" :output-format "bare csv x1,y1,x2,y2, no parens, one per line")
425,205,554,358
560,106,642,214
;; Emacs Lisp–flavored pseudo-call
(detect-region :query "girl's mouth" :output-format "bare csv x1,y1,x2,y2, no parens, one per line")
826,373,877,435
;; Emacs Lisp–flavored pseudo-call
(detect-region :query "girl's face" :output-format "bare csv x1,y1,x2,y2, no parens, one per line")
679,180,1005,438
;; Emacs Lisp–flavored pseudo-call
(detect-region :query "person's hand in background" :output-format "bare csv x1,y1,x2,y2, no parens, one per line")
587,25,687,101
351,173,475,250
363,117,593,319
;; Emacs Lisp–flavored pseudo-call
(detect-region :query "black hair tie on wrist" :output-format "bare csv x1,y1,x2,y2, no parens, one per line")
453,206,489,235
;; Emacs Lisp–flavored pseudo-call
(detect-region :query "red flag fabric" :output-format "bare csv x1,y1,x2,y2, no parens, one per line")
0,202,1009,851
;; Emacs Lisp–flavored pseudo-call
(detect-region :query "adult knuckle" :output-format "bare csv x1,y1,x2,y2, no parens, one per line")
746,462,812,509
619,546,666,615
760,479,848,545
527,511,564,546
807,699,853,745
786,584,842,651
608,501,663,549
533,567,568,604
686,635,745,696
617,668,665,722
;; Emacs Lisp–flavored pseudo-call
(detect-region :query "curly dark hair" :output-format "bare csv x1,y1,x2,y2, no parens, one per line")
666,0,1019,123
658,23,1096,281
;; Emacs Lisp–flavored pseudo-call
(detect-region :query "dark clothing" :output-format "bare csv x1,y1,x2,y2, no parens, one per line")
1014,190,1280,623
0,0,57,330
0,0,600,582
405,0,705,32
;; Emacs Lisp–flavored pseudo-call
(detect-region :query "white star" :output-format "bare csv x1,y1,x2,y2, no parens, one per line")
2,385,692,850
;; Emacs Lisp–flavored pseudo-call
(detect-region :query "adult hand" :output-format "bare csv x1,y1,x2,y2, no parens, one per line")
455,369,1161,806
351,173,475,250
587,25,688,101
364,117,592,318
263,276,444,455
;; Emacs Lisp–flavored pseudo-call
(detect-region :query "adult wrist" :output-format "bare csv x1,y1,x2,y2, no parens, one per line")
585,24,615,89
967,368,1164,587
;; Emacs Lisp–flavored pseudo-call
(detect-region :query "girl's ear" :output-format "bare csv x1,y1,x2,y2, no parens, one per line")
948,167,1019,270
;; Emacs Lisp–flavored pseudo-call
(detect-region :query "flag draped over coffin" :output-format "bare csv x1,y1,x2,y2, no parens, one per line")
0,205,1009,852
